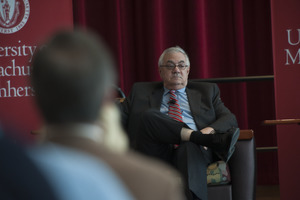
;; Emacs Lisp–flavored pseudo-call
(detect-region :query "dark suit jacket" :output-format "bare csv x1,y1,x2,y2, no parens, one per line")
120,81,238,148
0,135,58,200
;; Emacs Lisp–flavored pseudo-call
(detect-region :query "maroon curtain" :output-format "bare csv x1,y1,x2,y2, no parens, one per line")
73,0,278,185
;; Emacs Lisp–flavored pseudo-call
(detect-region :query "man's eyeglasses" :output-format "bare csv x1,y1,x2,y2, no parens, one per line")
160,63,188,70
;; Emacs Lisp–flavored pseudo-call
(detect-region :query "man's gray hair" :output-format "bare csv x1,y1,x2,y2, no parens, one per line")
158,46,190,67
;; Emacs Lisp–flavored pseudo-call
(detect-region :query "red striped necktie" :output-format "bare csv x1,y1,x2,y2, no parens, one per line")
168,90,183,122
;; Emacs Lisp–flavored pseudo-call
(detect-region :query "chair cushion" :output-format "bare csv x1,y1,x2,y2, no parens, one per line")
207,161,231,185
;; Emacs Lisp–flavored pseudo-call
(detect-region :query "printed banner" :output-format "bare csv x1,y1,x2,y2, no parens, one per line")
0,0,73,142
271,0,300,199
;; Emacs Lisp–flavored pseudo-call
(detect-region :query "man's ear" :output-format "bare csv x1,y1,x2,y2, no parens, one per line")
187,67,190,75
101,89,117,107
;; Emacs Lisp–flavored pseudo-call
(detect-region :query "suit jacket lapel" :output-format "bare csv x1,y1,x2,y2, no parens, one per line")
186,87,202,120
149,87,164,110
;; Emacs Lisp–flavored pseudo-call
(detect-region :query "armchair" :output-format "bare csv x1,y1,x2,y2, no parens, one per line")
208,129,256,200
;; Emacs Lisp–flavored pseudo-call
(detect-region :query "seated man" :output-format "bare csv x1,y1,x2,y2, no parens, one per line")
30,30,185,200
119,46,239,200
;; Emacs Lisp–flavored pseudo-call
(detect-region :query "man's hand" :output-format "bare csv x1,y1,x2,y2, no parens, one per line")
200,127,215,135
200,127,215,150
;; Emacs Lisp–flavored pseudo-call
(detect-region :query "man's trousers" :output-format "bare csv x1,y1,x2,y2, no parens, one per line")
135,109,213,200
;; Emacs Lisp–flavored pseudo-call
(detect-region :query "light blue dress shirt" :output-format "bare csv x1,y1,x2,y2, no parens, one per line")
160,87,198,131
27,143,134,200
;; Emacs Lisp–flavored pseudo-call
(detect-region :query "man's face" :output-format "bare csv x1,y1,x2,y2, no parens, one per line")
159,51,190,90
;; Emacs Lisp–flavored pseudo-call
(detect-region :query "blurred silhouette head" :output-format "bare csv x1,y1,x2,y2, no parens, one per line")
31,29,116,125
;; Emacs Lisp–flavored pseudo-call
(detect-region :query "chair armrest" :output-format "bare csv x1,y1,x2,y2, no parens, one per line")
263,119,300,125
238,129,254,140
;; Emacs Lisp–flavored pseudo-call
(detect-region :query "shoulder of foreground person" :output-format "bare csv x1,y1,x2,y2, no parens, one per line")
51,138,186,200
97,145,186,200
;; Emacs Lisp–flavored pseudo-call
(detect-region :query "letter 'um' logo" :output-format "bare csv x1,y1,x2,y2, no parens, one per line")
0,0,30,34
